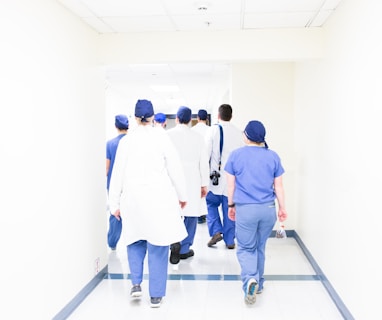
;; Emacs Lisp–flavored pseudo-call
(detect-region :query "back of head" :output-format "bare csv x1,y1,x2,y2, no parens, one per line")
197,109,208,121
218,104,232,121
177,106,192,124
115,114,129,130
135,99,154,123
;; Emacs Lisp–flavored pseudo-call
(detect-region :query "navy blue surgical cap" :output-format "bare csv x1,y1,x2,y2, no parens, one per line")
197,109,208,120
244,120,268,148
177,106,192,123
115,114,129,130
135,99,154,122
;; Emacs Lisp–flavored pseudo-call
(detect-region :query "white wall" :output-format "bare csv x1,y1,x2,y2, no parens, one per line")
294,0,382,318
230,63,297,228
0,1,106,318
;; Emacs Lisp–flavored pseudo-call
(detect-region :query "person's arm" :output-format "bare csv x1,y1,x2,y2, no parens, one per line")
274,175,287,222
106,159,111,176
226,172,236,221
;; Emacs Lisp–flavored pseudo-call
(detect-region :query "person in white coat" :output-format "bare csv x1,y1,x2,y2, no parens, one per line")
167,106,210,263
191,109,212,224
206,104,245,249
108,99,188,308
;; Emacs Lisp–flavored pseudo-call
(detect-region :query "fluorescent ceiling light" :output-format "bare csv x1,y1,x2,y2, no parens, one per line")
150,85,180,92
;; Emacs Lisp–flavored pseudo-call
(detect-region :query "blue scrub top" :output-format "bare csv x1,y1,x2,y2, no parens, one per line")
224,145,284,204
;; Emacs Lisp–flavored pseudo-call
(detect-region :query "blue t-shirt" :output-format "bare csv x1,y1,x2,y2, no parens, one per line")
106,133,126,191
224,145,284,204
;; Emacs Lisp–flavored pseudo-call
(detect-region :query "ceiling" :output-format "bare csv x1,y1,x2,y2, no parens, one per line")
57,0,342,114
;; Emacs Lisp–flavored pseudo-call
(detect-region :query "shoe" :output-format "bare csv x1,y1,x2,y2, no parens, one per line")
110,247,116,251
245,279,258,305
226,244,235,249
207,233,223,247
150,297,162,308
257,287,263,294
130,285,142,298
179,249,194,259
169,242,181,264
198,215,206,224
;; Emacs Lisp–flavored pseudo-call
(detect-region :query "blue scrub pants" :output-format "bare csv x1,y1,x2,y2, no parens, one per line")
206,191,235,246
180,216,198,254
107,214,122,249
235,202,277,293
127,240,169,298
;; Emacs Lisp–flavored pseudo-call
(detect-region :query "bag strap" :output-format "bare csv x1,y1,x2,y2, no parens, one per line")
217,124,223,170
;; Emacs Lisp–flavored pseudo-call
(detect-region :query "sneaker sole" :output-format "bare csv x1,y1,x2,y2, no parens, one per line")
169,242,181,264
130,291,142,298
245,279,258,305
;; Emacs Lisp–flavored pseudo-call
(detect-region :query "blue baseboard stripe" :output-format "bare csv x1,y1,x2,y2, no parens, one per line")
52,265,108,320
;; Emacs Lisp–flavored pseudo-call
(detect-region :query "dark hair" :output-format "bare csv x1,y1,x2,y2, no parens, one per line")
218,104,232,121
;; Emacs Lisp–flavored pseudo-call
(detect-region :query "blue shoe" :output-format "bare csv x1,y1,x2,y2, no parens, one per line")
245,279,258,305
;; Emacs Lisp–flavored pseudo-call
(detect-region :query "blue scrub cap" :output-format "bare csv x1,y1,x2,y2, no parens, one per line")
197,109,208,120
244,120,268,148
177,106,192,124
135,99,154,122
154,113,166,123
115,114,129,130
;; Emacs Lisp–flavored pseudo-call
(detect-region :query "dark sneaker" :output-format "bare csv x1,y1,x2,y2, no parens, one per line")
198,215,206,224
179,249,194,259
169,242,181,264
207,233,223,247
150,297,162,308
226,244,235,249
245,279,258,305
130,284,142,298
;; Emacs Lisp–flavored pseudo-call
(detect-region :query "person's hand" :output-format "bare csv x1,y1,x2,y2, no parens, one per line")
228,207,236,221
179,201,187,209
278,208,287,222
201,186,208,198
113,209,121,221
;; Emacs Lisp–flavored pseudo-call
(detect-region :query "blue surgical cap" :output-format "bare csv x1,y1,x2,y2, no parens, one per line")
197,109,208,120
244,120,268,148
177,106,192,124
154,113,166,123
135,99,154,122
115,114,129,130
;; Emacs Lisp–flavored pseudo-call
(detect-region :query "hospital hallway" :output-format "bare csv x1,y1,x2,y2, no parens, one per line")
60,222,350,320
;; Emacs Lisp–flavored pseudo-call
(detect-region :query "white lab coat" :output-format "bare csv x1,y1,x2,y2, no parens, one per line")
108,125,188,246
191,122,213,215
167,124,210,217
208,120,245,196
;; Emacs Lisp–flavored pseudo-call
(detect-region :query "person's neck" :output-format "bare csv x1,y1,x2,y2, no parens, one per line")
247,141,264,147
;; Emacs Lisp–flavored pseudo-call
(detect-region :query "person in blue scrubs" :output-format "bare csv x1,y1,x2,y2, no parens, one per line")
106,114,129,250
225,120,288,305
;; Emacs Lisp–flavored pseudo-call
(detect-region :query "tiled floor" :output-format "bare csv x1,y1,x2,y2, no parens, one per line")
65,223,345,320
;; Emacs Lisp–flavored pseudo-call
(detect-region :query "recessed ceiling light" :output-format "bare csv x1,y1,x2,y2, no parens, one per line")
150,85,180,93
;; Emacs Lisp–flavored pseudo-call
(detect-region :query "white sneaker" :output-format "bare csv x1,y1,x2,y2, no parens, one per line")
245,279,258,305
